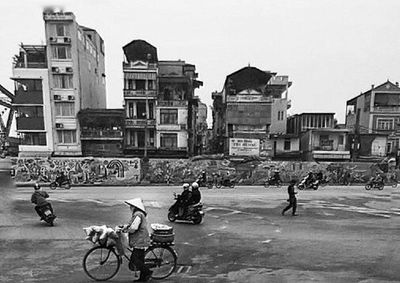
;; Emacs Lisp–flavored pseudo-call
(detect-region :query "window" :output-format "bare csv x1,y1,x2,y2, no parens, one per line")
18,106,43,118
148,80,154,90
53,74,73,89
56,24,66,36
277,111,284,121
160,109,178,124
160,133,177,148
377,118,394,130
52,46,71,59
55,102,75,116
135,80,146,90
127,79,134,90
338,135,344,145
284,139,291,150
57,130,76,144
21,132,46,145
137,102,147,119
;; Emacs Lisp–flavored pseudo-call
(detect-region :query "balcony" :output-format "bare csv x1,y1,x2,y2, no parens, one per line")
80,129,123,140
157,100,188,107
124,89,157,98
125,118,156,128
16,117,44,131
373,106,400,112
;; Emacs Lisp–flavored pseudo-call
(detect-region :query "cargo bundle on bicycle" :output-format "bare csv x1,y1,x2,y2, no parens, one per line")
150,223,174,244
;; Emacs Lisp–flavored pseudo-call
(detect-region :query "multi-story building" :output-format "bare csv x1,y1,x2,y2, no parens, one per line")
287,113,350,161
77,109,125,157
122,40,203,157
122,40,158,157
346,81,400,158
157,60,202,157
11,10,106,157
211,66,291,157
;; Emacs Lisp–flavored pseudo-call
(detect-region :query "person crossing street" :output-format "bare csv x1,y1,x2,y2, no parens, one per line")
282,179,298,216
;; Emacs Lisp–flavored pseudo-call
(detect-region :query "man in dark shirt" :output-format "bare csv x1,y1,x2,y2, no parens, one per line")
282,180,298,216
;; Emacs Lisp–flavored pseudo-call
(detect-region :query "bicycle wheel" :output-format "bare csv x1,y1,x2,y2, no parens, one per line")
145,245,177,280
83,246,120,281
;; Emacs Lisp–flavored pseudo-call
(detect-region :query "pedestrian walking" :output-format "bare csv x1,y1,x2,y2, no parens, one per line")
282,179,298,216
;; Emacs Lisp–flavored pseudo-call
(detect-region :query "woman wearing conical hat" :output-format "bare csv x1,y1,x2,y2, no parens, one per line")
121,198,152,282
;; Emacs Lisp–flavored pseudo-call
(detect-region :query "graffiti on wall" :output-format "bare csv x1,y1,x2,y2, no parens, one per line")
11,157,141,185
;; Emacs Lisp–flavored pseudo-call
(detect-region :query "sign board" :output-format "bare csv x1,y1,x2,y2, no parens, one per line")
227,95,272,103
229,138,260,156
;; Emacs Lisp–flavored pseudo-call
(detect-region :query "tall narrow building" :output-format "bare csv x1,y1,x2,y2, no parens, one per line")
11,10,106,157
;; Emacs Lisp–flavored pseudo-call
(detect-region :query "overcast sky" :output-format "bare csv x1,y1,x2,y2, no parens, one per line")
1,0,399,125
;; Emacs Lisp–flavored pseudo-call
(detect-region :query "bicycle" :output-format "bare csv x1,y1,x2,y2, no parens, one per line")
82,228,177,281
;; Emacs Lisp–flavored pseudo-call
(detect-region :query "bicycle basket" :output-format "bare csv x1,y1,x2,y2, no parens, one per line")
150,223,174,243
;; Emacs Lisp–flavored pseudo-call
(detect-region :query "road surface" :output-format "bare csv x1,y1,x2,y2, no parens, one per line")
1,179,399,282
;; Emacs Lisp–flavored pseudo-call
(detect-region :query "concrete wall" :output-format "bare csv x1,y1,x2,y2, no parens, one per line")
274,138,299,153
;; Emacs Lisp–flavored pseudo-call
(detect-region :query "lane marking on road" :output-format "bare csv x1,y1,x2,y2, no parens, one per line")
260,239,272,243
306,200,393,218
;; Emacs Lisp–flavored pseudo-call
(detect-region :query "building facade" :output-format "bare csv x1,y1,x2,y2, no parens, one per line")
211,66,291,157
346,81,400,158
11,10,106,157
122,40,203,157
287,113,350,161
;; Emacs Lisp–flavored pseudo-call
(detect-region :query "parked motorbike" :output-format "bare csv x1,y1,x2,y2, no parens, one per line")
298,177,319,190
264,177,281,188
50,175,71,190
365,180,384,190
36,203,56,226
168,194,204,224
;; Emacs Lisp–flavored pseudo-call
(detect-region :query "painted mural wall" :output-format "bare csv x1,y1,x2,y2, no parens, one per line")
11,156,398,186
11,157,141,185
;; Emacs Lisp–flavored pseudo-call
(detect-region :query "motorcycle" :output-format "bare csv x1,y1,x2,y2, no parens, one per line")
36,203,56,226
365,180,384,190
50,175,71,190
298,177,319,190
168,193,204,224
217,178,236,189
264,177,281,188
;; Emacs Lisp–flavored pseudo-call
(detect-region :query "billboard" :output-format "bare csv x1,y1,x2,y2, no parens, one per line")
229,138,260,156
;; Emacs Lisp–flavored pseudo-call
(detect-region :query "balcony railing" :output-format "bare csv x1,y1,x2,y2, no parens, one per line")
124,90,157,98
81,130,123,140
373,106,400,112
125,119,156,128
14,61,47,69
157,100,188,107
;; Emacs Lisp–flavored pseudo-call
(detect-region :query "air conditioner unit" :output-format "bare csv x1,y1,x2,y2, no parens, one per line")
52,67,60,73
49,37,57,42
66,67,73,73
54,95,61,100
55,123,64,129
68,95,75,101
64,37,71,43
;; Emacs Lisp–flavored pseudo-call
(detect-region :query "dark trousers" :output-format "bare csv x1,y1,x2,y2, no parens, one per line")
282,197,297,215
130,248,150,278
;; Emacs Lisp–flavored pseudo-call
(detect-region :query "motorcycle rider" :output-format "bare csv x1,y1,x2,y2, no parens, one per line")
373,173,384,185
189,182,201,205
304,171,314,186
31,183,54,220
178,183,191,217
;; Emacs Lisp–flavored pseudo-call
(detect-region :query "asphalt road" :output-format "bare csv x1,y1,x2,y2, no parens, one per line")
1,178,400,282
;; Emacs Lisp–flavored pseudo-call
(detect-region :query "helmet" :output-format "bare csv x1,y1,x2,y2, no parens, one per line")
191,182,199,189
34,183,41,190
182,183,190,190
